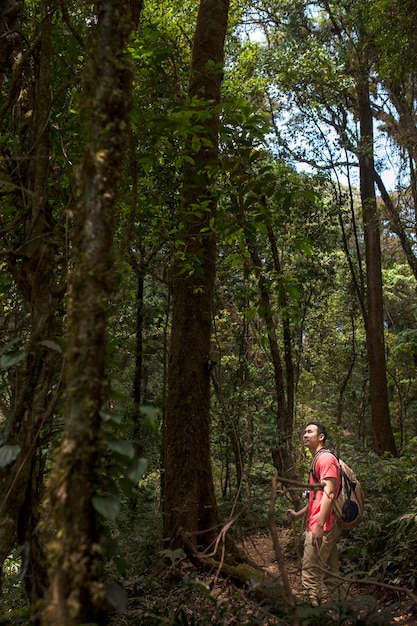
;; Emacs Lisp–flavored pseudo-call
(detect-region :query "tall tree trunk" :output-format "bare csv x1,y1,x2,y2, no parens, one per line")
0,4,61,606
42,1,133,623
162,0,229,552
129,264,145,513
356,69,397,456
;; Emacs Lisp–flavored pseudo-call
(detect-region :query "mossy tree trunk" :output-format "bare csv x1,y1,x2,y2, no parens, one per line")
42,1,133,623
162,0,230,552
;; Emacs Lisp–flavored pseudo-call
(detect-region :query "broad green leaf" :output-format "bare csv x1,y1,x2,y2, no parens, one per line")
0,338,20,352
92,495,120,522
39,339,63,353
1,350,26,369
140,405,159,430
158,548,186,565
0,445,21,468
127,457,148,483
183,155,195,166
104,582,127,614
106,439,134,459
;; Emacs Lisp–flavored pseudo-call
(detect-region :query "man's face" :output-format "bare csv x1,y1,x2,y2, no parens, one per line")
303,424,323,451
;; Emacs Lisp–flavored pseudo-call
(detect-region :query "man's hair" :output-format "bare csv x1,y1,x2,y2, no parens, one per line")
306,421,328,443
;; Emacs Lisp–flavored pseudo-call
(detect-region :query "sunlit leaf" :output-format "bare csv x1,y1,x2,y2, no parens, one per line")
158,548,186,565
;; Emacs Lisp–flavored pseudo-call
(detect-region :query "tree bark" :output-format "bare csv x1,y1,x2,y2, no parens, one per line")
42,1,133,623
162,0,229,552
356,70,397,456
0,3,61,605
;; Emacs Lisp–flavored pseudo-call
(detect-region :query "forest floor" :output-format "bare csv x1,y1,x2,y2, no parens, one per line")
111,528,417,626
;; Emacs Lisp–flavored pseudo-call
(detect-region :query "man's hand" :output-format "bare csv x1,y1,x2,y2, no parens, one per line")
287,508,298,521
287,505,307,522
312,522,324,548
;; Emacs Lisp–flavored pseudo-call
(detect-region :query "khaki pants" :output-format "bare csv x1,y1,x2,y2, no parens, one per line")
301,525,342,605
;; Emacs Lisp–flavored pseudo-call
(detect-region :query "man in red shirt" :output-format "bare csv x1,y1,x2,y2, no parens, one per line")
287,421,342,605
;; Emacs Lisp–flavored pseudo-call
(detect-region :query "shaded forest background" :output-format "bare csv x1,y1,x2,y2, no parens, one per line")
1,0,417,624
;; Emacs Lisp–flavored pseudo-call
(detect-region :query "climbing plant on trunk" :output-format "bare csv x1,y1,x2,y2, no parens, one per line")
42,1,135,623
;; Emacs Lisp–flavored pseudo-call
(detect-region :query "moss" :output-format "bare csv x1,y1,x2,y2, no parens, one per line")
205,557,270,585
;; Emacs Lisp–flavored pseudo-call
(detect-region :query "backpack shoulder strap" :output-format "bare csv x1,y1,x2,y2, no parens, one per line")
310,448,338,483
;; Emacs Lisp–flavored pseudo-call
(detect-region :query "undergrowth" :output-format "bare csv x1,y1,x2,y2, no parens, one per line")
339,438,417,591
2,436,417,625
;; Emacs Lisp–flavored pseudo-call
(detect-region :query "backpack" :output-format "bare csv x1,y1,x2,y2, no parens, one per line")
311,449,365,530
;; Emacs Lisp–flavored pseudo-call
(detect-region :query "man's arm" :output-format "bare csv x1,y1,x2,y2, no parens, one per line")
312,476,336,547
287,504,308,522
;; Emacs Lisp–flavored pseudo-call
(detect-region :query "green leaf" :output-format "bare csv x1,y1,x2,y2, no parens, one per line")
0,338,20,352
0,445,21,468
92,495,120,522
1,350,26,369
104,582,127,614
158,548,186,565
106,439,134,459
140,405,160,430
183,155,195,166
127,457,148,483
39,339,63,353
112,556,128,576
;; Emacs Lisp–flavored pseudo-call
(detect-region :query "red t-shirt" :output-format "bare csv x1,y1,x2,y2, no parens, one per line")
306,450,340,532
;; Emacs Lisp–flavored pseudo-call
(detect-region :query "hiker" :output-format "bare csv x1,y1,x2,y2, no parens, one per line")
287,421,342,605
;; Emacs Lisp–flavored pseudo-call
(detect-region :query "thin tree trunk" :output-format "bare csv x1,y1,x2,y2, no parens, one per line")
162,0,229,552
267,222,296,448
129,265,144,513
245,240,299,501
132,267,145,454
336,316,356,425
